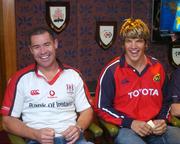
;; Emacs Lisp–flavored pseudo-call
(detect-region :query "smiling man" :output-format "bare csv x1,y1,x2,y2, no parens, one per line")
1,27,93,144
94,18,180,144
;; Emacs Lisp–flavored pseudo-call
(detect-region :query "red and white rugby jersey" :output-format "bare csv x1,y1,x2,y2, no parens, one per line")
1,63,91,135
94,55,170,128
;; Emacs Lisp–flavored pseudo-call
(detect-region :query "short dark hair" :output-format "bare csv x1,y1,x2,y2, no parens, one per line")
28,27,56,45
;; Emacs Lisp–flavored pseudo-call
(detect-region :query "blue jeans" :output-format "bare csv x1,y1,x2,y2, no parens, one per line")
114,126,180,144
27,133,93,144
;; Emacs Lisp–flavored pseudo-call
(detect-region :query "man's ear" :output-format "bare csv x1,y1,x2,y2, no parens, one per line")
29,45,33,54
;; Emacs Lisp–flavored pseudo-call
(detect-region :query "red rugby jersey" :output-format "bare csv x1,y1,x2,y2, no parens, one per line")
94,55,170,128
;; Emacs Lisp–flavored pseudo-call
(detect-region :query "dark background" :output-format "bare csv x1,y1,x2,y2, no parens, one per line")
15,0,174,83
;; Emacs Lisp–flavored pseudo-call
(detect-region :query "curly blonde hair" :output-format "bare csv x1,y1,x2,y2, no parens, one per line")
120,18,150,42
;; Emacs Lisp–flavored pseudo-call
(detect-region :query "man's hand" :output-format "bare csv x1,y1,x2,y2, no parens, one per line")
131,120,152,137
152,119,167,135
61,125,81,144
36,128,55,144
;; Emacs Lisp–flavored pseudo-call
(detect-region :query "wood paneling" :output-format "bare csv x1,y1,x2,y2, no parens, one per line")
0,0,17,104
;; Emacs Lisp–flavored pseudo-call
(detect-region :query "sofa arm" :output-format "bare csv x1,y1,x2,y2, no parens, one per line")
88,123,103,137
99,119,119,137
8,134,26,144
171,116,180,127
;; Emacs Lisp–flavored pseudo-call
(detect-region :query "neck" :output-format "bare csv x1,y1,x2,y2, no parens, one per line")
38,62,59,81
127,55,147,73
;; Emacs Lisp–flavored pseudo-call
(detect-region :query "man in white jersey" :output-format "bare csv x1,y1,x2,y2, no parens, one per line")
1,27,93,144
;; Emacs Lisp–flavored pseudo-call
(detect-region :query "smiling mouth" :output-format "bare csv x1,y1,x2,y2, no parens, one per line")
130,50,139,55
39,54,50,61
41,55,49,59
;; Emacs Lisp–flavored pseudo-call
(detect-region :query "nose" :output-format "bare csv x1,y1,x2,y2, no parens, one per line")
40,45,47,54
131,41,136,48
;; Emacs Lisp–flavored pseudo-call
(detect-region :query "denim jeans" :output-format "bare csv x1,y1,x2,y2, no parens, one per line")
27,133,94,144
114,126,180,144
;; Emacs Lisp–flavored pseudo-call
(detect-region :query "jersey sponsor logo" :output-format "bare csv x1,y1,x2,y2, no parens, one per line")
28,101,73,108
29,103,46,108
30,89,40,96
128,88,159,99
49,90,55,96
153,73,161,82
48,90,57,98
66,84,74,94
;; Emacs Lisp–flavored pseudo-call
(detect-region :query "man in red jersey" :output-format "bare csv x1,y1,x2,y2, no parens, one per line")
1,27,93,144
94,18,180,144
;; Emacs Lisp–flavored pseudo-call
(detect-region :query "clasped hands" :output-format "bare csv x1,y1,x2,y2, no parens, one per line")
131,119,167,137
36,125,81,144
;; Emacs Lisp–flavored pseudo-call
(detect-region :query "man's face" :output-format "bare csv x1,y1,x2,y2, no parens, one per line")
29,32,58,70
124,38,147,65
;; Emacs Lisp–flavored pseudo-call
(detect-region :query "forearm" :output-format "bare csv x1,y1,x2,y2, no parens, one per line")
156,75,171,119
2,116,38,140
171,103,180,117
97,106,134,128
76,107,93,131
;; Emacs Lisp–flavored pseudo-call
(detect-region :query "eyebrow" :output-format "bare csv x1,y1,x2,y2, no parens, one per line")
31,42,51,47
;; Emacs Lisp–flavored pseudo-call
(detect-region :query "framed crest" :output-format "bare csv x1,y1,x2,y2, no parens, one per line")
46,1,70,33
169,42,180,68
95,21,117,50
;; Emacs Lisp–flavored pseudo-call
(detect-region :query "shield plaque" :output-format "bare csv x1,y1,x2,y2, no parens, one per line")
46,1,70,33
169,42,180,68
96,21,117,50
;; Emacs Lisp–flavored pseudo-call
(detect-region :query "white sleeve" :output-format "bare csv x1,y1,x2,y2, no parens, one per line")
74,74,91,112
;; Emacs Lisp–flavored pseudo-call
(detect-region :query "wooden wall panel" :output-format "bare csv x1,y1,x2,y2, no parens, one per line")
0,0,16,104
0,0,4,104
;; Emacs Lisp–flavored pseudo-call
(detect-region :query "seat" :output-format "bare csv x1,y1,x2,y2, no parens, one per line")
85,122,103,143
170,116,180,127
96,119,118,144
8,134,26,144
99,119,119,137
